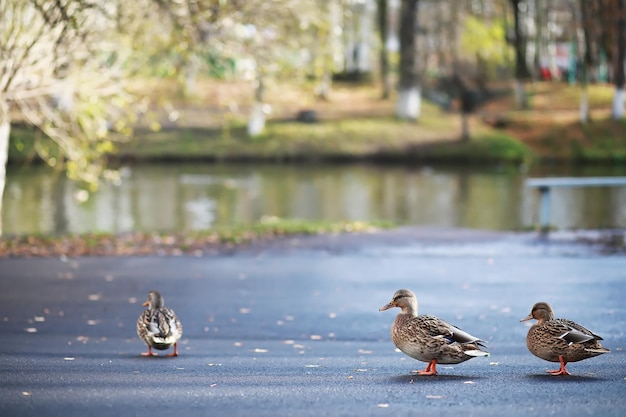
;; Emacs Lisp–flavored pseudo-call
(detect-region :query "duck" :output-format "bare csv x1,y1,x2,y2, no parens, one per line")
379,289,489,375
520,301,609,375
137,290,183,357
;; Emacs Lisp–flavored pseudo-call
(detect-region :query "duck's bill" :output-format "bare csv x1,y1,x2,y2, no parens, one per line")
519,315,532,322
142,301,150,307
379,303,393,311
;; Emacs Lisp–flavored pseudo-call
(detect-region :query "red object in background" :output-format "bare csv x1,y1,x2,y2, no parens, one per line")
540,66,552,81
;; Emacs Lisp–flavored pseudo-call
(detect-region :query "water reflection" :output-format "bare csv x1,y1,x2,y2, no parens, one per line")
3,163,626,235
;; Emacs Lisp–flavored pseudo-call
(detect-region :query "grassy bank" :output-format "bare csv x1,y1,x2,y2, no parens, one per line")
7,81,626,166
0,218,394,257
116,117,532,164
9,106,533,166
482,82,626,163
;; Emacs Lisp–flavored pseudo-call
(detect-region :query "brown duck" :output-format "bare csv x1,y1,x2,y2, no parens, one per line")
379,289,489,375
137,290,183,357
520,302,609,375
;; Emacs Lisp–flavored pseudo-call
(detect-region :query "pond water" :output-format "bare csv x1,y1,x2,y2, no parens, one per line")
3,163,626,235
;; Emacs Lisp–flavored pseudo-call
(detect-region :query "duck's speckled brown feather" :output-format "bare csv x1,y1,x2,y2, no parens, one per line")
137,307,182,349
526,317,607,363
137,291,182,352
522,302,609,370
380,289,489,371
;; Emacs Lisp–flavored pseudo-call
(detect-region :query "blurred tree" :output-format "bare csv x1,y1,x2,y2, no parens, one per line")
396,0,420,120
150,0,326,136
578,0,591,123
509,0,530,108
611,0,625,118
460,15,510,80
0,0,143,235
308,0,336,101
228,0,320,136
377,0,391,99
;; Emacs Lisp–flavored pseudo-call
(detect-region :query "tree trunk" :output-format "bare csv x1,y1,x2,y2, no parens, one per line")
612,0,625,119
396,0,420,120
578,0,591,123
580,84,589,123
461,112,470,142
377,0,391,100
248,103,266,137
248,75,266,137
0,101,10,236
184,55,199,97
316,0,334,101
533,0,543,80
510,0,530,108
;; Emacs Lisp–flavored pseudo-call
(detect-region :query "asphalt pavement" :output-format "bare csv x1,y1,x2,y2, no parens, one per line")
1,227,625,416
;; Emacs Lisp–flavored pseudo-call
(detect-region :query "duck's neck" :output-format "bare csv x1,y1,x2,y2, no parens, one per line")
400,305,418,317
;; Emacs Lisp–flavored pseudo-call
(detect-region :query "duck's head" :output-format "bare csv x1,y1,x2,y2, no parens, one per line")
142,290,164,310
520,301,554,324
379,289,418,315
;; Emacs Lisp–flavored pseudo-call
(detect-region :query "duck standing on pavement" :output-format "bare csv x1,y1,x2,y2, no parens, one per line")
379,289,489,375
520,301,609,375
137,290,183,357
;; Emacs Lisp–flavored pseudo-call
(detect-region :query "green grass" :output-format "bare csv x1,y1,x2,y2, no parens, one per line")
11,81,626,167
526,83,615,109
0,219,396,257
111,104,532,163
392,131,535,164
9,97,535,165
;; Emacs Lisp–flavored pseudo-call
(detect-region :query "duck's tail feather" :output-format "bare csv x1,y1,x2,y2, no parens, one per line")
464,349,490,357
585,347,610,354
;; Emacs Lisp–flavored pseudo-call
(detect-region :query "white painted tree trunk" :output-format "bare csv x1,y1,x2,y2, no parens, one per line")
0,102,10,236
184,55,199,96
612,87,625,119
461,113,470,141
247,103,266,137
514,79,526,109
579,87,589,124
396,86,421,120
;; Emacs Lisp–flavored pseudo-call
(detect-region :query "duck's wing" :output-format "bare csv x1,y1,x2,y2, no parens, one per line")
137,310,151,339
155,307,182,338
448,323,487,346
555,318,602,343
169,308,183,336
419,315,486,346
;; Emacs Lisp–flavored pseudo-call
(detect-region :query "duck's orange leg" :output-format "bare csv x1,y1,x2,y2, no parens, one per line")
546,356,570,376
417,359,438,375
141,345,158,356
165,343,179,357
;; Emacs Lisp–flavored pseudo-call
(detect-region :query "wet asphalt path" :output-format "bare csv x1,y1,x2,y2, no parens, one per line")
1,228,625,416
